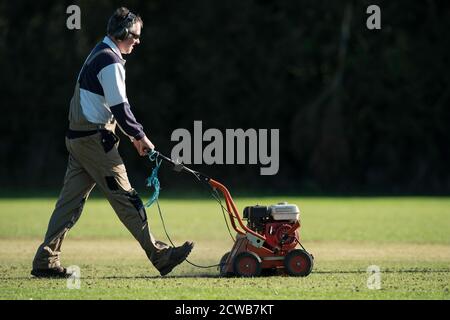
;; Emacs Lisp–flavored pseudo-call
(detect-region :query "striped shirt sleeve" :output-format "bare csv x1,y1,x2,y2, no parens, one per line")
97,63,145,140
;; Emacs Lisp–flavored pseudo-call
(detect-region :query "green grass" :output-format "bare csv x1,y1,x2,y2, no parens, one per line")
0,196,449,300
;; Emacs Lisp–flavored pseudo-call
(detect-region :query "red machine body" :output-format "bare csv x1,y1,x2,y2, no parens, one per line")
265,222,299,251
208,178,314,277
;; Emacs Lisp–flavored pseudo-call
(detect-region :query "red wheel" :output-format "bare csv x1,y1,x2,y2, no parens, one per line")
233,252,262,277
284,249,314,277
218,252,234,277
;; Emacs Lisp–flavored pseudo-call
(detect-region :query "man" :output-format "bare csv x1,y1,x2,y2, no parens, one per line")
31,7,193,278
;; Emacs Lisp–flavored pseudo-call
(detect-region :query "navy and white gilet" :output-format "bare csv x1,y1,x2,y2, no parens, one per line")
68,36,144,140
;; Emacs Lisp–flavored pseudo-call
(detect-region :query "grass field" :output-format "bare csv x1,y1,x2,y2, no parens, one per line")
0,196,449,300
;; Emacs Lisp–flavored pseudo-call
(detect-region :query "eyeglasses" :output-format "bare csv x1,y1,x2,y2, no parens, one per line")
128,31,141,40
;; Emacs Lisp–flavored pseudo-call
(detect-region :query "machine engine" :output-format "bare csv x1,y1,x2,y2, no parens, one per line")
243,202,300,251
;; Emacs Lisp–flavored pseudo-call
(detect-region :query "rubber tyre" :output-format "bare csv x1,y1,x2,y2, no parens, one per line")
233,252,262,277
284,249,314,277
219,252,234,277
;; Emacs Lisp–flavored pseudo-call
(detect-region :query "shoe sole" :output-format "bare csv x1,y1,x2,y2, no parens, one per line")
31,269,72,279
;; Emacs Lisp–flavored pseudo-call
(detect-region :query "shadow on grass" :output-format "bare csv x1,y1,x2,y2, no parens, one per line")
4,268,449,281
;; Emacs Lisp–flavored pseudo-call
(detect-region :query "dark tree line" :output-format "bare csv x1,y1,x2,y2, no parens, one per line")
1,0,449,194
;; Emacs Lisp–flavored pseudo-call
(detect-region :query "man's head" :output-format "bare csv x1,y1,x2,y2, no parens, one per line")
107,7,143,55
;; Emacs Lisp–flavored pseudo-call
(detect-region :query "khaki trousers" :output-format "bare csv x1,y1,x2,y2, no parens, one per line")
32,132,172,271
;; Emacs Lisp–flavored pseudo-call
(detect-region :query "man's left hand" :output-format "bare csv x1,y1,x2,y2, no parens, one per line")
133,135,155,156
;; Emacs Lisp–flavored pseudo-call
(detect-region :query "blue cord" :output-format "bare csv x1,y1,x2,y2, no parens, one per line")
144,150,162,208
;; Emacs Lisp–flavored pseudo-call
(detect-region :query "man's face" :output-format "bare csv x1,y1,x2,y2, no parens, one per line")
117,22,141,55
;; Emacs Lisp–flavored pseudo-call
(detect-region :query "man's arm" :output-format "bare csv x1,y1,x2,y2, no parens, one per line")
109,102,144,140
98,63,145,139
98,62,155,154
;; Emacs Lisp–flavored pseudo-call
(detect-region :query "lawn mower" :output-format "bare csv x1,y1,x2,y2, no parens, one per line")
147,151,314,277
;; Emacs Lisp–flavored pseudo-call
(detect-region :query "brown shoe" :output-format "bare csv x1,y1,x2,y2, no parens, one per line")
159,241,194,276
31,266,73,278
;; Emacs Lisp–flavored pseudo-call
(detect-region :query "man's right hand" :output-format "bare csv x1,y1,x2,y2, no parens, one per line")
133,135,155,156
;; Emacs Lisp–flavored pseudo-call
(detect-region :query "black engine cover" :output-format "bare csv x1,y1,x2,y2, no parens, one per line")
243,205,271,233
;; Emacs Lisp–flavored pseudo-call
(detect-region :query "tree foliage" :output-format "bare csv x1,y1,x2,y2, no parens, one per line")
1,0,449,194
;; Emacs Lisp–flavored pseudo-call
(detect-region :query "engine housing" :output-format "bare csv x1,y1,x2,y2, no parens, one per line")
243,202,300,250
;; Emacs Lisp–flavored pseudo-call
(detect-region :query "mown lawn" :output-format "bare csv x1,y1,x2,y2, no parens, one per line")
0,196,449,299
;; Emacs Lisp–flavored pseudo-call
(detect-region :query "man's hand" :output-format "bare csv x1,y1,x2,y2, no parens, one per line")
133,135,155,156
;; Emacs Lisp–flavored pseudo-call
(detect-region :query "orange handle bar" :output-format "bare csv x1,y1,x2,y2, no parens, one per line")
208,178,266,241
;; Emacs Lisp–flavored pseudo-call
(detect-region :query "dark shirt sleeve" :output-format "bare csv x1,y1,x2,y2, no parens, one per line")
110,102,145,140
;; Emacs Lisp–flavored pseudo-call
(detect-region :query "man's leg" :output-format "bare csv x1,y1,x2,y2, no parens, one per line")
69,133,193,275
98,182,193,275
32,151,96,273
